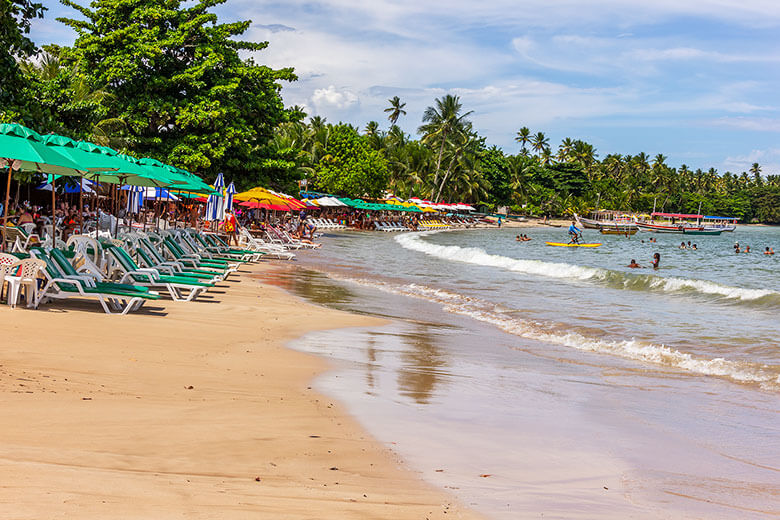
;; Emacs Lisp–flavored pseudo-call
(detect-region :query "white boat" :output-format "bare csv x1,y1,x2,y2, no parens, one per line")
702,215,738,232
575,211,638,231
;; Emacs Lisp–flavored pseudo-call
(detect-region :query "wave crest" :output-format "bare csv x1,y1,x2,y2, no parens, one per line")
328,273,780,391
395,232,780,305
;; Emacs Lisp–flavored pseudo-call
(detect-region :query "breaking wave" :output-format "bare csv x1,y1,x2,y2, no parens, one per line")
395,232,780,306
327,273,780,391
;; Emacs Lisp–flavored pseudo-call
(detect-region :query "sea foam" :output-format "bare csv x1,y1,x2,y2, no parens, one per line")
395,232,780,305
327,273,780,391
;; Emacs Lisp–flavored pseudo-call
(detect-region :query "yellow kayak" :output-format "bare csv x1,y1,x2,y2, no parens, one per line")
545,242,602,247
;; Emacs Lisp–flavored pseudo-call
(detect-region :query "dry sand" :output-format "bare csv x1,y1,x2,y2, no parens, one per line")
0,263,483,519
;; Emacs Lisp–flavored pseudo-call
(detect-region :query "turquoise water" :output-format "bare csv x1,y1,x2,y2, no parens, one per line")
266,225,780,519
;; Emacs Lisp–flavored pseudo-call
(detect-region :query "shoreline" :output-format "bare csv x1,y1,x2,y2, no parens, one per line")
0,262,483,519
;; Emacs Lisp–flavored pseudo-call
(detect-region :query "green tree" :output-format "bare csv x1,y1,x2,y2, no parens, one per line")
57,0,296,181
515,126,531,155
418,94,473,190
531,131,549,156
383,96,406,125
314,124,388,198
0,0,46,124
479,145,512,205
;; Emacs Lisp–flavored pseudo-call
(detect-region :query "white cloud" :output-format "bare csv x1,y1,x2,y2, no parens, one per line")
311,85,358,109
30,0,780,170
722,148,780,173
709,117,780,131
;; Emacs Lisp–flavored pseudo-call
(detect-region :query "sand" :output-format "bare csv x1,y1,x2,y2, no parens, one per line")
0,263,483,519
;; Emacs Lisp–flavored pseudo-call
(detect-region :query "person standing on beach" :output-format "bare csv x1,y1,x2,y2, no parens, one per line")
224,209,238,245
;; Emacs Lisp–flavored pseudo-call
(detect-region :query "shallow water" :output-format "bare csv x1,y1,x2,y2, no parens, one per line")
262,226,780,519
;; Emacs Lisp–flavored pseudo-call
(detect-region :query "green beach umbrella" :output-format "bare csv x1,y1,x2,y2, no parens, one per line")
0,124,87,249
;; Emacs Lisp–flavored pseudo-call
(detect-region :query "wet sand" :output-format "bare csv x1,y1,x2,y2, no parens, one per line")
0,263,482,519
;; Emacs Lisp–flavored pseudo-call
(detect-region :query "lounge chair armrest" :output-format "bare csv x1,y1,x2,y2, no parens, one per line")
153,265,176,275
123,270,159,283
66,274,98,287
51,277,88,294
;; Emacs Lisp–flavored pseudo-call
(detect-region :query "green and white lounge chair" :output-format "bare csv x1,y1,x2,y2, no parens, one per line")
137,237,226,281
134,246,221,283
161,237,240,275
103,243,214,302
189,231,265,262
173,231,255,264
31,249,160,315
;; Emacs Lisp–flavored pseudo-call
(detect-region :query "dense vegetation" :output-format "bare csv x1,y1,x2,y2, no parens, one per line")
1,0,779,222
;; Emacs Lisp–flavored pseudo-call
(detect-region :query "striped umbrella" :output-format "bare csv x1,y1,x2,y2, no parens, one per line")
125,185,145,214
225,181,236,211
205,193,222,221
213,172,225,191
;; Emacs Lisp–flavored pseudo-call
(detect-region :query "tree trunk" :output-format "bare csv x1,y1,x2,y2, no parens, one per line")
432,127,449,188
435,155,458,203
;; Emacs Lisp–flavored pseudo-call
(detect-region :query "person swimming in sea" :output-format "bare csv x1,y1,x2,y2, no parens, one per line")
627,259,642,268
692,244,697,250
516,235,521,241
679,241,686,249
651,252,660,269
765,247,774,255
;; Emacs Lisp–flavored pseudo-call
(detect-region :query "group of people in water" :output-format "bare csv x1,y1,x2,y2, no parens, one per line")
732,242,775,254
514,222,775,269
626,253,661,269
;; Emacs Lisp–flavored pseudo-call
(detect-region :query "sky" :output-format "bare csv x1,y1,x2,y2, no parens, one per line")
29,0,780,174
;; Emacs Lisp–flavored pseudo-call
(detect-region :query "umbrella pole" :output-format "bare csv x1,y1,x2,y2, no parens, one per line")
2,164,12,252
51,176,56,244
154,196,160,231
79,180,84,235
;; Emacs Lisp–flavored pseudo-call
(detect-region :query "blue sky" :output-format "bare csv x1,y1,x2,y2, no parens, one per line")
30,0,780,174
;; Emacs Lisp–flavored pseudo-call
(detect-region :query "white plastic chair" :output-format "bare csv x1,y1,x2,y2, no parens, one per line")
5,257,46,308
0,253,21,304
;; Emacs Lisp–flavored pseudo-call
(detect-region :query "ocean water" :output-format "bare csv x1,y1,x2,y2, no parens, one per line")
259,226,780,519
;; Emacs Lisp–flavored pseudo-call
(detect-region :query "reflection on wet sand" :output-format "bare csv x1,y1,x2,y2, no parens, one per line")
257,267,357,308
259,267,452,405
396,326,449,405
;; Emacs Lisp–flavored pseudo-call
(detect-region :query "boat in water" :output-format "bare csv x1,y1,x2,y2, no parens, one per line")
600,227,638,236
702,215,739,232
635,212,723,235
576,210,638,232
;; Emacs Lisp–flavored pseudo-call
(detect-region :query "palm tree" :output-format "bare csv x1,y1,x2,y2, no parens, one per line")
531,132,549,156
515,127,531,155
557,137,575,162
539,147,552,165
434,123,480,202
750,162,763,186
384,96,407,125
418,94,473,189
364,121,379,136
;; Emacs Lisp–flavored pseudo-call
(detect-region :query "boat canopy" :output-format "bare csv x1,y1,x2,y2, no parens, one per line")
703,215,740,221
651,212,703,219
